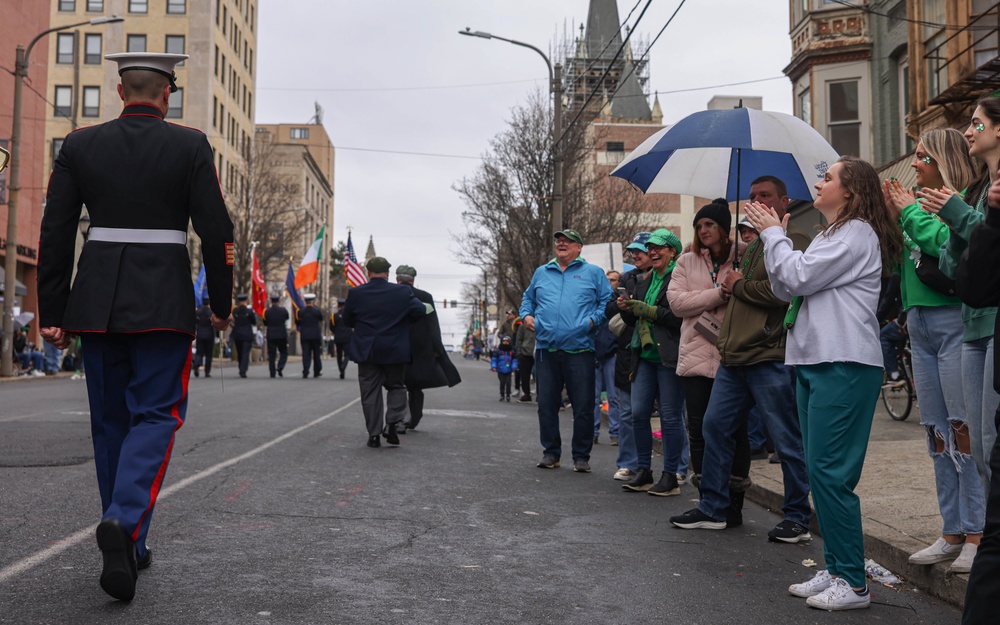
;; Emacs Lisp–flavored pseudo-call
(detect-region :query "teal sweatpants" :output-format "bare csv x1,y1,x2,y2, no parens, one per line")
796,362,882,588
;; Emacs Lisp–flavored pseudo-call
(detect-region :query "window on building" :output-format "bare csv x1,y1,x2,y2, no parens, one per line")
213,96,218,128
87,0,103,11
606,141,624,152
798,88,811,126
59,0,76,11
898,56,913,153
82,86,100,117
51,138,66,170
84,34,102,64
56,33,75,64
165,35,185,64
828,80,861,157
129,0,148,13
54,86,73,118
166,88,184,119
250,3,255,31
923,0,947,99
167,0,186,14
127,34,147,53
290,128,310,140
222,6,227,34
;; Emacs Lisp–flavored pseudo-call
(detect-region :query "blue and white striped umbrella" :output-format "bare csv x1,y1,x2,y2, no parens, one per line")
610,108,839,202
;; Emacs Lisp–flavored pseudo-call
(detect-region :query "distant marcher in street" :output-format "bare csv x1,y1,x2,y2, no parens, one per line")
193,296,214,377
37,51,234,602
231,293,256,378
263,294,289,378
395,265,461,430
343,257,427,447
491,335,518,401
745,156,902,611
594,270,621,445
331,298,353,379
297,294,325,378
472,336,483,361
520,228,614,473
515,316,535,402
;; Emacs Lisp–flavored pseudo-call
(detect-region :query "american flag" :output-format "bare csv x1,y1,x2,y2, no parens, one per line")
345,232,368,288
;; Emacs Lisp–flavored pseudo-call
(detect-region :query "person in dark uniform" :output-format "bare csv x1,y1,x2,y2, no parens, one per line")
394,265,461,432
263,294,289,378
331,298,353,379
230,294,256,378
343,257,427,447
192,296,214,377
37,52,234,602
297,294,324,378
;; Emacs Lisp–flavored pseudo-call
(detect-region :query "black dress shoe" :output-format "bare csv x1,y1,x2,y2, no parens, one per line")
367,435,381,448
314,372,322,378
96,519,137,602
396,422,407,435
137,548,152,571
339,371,345,379
383,424,400,445
239,373,247,378
277,369,283,377
193,369,199,377
205,373,211,378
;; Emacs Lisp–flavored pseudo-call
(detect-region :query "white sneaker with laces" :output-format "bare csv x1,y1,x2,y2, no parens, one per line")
805,578,870,611
788,569,833,597
675,473,688,485
31,370,45,377
909,537,963,565
949,542,978,573
613,468,635,481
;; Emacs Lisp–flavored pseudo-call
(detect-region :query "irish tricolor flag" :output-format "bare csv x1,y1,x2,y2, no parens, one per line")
294,226,324,289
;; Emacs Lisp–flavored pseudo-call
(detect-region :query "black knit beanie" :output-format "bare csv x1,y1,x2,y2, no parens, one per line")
693,198,732,232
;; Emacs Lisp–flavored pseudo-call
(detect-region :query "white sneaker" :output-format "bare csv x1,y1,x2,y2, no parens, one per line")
948,542,978,573
31,370,45,377
909,537,963,565
71,373,81,380
613,468,635,481
675,472,688,485
788,569,833,597
805,578,870,611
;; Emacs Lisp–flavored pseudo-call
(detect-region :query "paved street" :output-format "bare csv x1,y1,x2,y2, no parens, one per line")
0,356,960,624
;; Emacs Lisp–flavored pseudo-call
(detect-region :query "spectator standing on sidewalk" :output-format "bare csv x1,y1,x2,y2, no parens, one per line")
744,156,902,611
515,316,535,402
491,335,518,401
593,274,620,445
884,127,985,573
670,176,812,540
520,228,613,474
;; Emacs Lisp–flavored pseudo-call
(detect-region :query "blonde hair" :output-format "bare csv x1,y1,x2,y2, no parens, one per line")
919,128,981,193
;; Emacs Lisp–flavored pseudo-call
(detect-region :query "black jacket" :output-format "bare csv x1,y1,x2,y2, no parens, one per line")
958,205,1000,393
620,269,682,375
231,305,256,342
607,267,646,389
296,305,325,341
331,310,353,344
264,304,289,340
38,104,234,334
195,305,214,340
343,278,425,365
404,285,461,389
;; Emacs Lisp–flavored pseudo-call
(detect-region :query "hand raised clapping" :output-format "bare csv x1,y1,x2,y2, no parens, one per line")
743,201,788,234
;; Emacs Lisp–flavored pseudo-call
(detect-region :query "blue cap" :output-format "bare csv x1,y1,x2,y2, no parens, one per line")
626,231,651,253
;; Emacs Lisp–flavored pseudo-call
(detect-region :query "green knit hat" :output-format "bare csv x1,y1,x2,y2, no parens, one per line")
646,228,682,254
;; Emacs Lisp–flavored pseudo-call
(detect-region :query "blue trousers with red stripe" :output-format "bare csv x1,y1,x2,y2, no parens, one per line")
82,331,192,558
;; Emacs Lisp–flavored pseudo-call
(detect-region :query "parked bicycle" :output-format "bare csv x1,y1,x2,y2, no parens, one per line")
881,333,915,421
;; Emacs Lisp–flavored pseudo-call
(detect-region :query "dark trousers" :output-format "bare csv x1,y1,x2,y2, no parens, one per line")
81,331,191,560
194,337,214,374
516,354,534,397
301,338,322,376
683,373,753,482
335,341,350,375
405,387,424,428
964,408,1000,624
234,339,252,375
358,362,407,436
498,372,512,397
535,349,595,462
267,338,288,376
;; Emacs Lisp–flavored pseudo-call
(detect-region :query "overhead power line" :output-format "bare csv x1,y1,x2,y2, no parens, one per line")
260,78,542,93
607,0,689,107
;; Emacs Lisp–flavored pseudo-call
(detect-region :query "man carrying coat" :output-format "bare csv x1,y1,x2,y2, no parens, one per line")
343,257,427,447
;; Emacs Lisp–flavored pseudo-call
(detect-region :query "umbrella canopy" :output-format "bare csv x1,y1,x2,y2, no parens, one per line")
13,311,34,331
610,108,839,202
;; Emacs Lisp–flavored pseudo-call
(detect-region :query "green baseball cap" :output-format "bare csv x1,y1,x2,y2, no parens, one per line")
554,229,584,245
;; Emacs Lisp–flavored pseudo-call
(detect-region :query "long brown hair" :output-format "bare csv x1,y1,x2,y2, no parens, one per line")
965,95,1000,207
824,156,902,270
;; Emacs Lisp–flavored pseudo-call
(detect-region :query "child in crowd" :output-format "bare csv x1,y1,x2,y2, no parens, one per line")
491,335,518,402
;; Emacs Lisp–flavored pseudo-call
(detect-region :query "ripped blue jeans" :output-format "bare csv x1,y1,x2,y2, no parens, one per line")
909,306,985,535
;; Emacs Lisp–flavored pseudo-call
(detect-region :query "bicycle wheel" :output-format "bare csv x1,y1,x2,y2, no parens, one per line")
882,375,913,421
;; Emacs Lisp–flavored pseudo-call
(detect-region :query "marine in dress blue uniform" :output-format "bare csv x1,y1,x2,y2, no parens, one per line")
296,294,325,378
264,294,289,378
37,53,234,602
193,297,215,377
230,294,256,378
330,298,353,379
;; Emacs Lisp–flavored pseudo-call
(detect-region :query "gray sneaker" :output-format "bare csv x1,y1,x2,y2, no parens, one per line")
536,456,561,469
573,460,592,473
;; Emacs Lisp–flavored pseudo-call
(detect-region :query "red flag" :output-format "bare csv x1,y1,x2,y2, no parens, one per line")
251,247,267,316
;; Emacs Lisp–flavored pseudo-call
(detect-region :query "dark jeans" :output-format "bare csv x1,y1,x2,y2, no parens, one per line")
681,375,715,475
880,320,905,374
194,337,214,374
535,349,595,462
267,338,288,376
516,354,534,397
964,408,1000,625
301,338,322,376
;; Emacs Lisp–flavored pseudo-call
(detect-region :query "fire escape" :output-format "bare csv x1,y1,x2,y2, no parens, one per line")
926,2,1000,112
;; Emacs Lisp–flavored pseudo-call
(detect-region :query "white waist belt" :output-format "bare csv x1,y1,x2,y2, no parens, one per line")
88,227,187,245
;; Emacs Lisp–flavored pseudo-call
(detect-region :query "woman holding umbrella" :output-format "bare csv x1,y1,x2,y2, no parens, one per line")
745,156,902,611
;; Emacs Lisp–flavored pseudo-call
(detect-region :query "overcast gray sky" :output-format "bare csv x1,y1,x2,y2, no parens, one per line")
255,0,792,335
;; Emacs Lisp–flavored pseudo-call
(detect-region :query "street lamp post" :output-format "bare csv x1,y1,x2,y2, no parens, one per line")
2,15,123,377
458,29,564,239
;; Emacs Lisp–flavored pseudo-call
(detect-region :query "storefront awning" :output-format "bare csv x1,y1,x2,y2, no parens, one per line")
0,264,28,296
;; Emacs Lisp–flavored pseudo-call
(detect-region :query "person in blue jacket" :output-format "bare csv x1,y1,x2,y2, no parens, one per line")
491,335,519,401
520,229,615,474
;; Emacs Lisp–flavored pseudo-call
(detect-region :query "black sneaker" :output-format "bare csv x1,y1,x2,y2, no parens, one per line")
648,472,680,497
383,425,400,445
536,456,561,469
518,395,532,403
669,508,726,530
622,468,654,492
573,460,591,473
768,520,812,543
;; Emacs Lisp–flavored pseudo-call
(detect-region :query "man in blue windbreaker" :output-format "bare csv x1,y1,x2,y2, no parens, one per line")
520,229,614,473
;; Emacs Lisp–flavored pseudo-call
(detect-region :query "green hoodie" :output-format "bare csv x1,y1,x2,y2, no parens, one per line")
897,201,962,310
938,189,997,342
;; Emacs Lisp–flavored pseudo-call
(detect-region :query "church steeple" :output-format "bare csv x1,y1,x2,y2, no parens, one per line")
364,235,376,261
651,93,663,125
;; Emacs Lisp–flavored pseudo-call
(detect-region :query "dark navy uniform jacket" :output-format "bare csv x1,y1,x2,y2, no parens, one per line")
343,278,425,365
331,310,353,344
296,305,324,341
195,304,214,340
38,103,234,334
231,305,256,342
264,305,289,340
